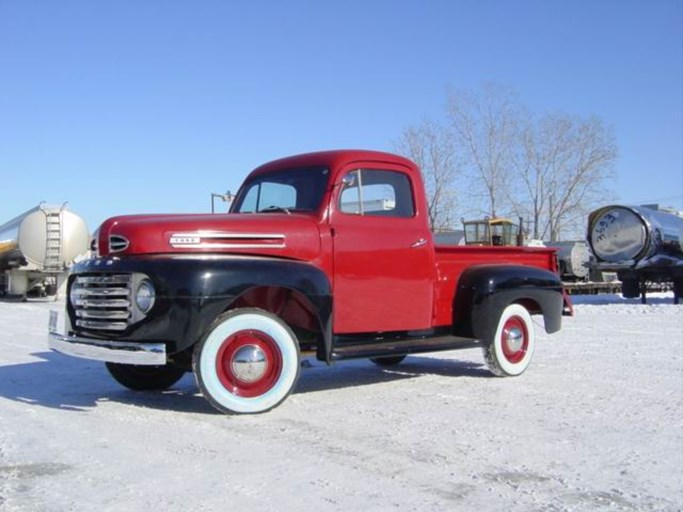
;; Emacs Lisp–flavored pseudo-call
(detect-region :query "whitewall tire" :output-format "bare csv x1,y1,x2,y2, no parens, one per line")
483,303,535,377
193,308,301,414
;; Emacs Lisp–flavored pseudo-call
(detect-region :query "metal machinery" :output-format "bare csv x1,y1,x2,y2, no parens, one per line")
433,230,465,246
551,241,593,281
0,203,89,298
462,217,523,247
587,204,683,303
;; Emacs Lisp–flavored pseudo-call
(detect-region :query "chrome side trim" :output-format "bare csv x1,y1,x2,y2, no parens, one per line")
171,242,287,249
48,310,166,365
172,232,286,239
169,232,286,249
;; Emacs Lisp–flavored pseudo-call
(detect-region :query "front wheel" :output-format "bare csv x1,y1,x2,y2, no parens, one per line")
105,362,186,390
193,308,301,414
482,304,536,377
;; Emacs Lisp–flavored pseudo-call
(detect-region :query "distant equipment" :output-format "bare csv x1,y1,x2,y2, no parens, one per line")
549,240,594,281
462,217,524,246
586,204,683,303
433,230,465,246
0,203,89,298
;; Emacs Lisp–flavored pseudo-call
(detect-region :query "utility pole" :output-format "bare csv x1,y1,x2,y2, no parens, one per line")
549,192,555,242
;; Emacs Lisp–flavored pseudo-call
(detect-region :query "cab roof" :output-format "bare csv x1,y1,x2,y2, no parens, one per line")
248,149,417,177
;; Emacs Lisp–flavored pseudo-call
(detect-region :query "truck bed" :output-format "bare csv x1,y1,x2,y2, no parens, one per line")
432,244,558,326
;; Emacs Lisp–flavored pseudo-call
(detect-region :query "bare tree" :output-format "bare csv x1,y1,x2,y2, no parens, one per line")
511,114,567,239
396,84,617,241
394,119,460,231
446,84,524,218
513,113,617,241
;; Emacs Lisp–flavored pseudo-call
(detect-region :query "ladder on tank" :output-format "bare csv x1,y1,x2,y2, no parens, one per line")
42,204,65,272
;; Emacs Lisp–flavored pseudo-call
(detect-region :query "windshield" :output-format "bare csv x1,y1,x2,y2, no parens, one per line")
231,166,330,214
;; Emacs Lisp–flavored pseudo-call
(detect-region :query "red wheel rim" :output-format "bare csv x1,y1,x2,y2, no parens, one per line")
500,315,529,364
216,330,283,397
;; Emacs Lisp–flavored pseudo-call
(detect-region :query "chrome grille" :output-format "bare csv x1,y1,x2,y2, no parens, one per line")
71,274,132,331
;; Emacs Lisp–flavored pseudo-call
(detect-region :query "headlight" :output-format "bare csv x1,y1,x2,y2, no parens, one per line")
135,280,156,314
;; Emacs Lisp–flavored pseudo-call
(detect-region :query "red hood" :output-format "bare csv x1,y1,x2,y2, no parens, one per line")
97,213,321,261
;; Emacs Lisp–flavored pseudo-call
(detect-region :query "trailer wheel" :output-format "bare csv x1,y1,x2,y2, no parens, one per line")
620,276,640,299
673,279,683,305
105,362,186,390
193,308,300,414
482,304,535,377
370,355,406,366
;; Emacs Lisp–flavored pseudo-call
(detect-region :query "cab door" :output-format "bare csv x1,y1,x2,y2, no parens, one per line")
330,164,434,334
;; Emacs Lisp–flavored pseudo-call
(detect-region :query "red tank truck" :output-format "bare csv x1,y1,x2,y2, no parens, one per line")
49,150,572,414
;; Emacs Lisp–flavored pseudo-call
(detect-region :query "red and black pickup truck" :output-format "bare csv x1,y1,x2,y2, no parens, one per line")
49,149,572,414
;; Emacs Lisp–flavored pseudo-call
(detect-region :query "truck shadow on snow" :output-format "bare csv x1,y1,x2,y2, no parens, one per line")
0,351,215,414
295,356,489,394
0,351,489,415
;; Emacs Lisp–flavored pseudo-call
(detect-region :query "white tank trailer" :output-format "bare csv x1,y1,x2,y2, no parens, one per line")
551,241,592,281
587,204,683,303
0,204,89,298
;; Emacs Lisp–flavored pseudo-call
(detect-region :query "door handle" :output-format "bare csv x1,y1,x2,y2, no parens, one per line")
411,238,427,248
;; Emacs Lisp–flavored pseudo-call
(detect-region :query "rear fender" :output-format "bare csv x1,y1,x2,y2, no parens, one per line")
452,264,565,340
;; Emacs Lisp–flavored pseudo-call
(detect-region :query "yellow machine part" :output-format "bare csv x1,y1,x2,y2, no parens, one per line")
0,241,18,254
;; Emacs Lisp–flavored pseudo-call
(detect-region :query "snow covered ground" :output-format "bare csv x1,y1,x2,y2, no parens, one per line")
1,294,681,511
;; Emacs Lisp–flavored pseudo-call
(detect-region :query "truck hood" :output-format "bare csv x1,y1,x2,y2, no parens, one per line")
96,213,321,261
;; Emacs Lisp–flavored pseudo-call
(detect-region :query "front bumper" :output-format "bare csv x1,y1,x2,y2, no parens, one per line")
48,310,167,366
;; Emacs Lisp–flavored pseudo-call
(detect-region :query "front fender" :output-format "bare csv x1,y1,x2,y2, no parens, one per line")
67,255,332,355
452,264,564,340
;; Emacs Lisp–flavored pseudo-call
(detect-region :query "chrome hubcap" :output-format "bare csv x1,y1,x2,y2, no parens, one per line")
231,345,267,383
505,327,524,353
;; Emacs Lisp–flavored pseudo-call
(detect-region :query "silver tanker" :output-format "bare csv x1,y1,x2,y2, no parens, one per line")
586,204,683,303
551,240,592,281
0,203,89,298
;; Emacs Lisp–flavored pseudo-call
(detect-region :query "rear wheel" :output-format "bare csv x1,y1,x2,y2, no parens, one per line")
482,304,535,377
193,308,301,414
105,362,186,390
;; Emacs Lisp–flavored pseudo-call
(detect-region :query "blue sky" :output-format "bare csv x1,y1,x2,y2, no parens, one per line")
1,0,681,231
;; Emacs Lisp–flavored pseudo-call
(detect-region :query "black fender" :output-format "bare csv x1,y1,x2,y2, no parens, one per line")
68,255,332,355
452,264,564,340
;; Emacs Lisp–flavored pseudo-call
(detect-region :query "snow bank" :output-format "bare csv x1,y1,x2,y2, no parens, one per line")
1,297,681,511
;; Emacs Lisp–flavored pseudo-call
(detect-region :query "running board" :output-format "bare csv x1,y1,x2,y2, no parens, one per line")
331,335,481,361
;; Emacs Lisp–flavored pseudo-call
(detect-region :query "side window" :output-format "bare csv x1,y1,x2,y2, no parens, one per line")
339,169,415,218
